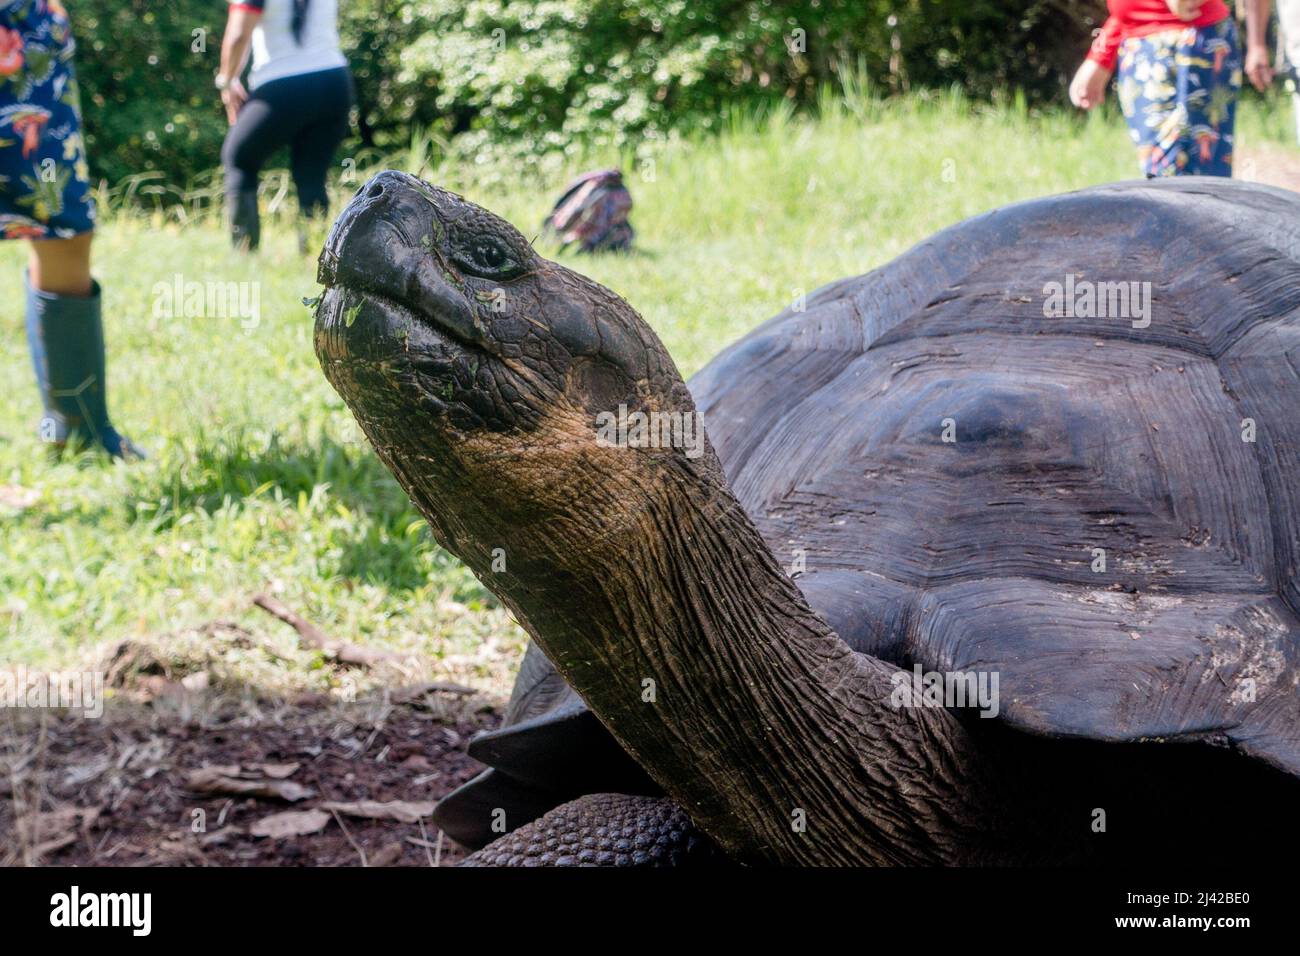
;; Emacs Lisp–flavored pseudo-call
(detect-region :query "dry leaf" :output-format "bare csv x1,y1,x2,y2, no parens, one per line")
184,767,314,802
250,809,331,839
251,762,300,779
320,800,436,824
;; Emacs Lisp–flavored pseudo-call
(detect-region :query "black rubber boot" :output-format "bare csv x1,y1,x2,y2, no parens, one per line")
24,273,144,460
229,188,260,251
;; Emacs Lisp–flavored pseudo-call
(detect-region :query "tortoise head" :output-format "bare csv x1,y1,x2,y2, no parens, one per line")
315,171,711,570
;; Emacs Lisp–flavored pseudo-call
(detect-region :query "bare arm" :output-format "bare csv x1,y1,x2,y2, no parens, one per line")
1243,0,1274,91
218,6,261,125
1244,0,1272,48
1069,14,1120,111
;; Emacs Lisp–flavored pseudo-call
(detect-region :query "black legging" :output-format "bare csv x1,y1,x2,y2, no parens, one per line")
221,65,354,248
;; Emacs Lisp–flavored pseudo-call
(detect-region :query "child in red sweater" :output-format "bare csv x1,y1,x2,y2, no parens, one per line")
1070,1,1273,176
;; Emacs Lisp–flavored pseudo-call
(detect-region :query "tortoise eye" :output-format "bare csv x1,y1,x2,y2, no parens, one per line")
475,242,505,269
455,236,522,279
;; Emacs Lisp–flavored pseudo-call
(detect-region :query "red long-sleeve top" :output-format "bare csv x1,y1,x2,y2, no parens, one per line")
1087,0,1231,70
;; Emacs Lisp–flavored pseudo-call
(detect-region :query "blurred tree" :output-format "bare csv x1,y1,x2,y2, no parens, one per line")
73,2,224,190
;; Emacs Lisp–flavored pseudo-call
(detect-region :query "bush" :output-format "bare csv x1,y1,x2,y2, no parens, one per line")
67,0,1109,191
72,1,225,191
381,1,1108,154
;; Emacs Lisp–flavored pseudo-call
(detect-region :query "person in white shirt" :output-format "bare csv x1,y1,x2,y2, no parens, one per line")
216,0,353,250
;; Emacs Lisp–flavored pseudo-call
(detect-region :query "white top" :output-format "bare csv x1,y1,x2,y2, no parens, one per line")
1281,0,1300,66
236,0,347,90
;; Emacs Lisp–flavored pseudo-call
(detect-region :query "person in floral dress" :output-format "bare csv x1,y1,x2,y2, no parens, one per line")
2,0,141,458
1069,1,1274,177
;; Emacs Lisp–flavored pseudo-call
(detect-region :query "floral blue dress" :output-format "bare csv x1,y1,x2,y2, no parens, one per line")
0,0,95,240
1115,17,1242,178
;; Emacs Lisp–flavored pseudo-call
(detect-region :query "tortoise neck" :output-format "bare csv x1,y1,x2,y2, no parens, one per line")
511,457,999,865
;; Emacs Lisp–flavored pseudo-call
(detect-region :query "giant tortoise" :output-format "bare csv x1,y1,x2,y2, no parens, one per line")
315,172,1300,865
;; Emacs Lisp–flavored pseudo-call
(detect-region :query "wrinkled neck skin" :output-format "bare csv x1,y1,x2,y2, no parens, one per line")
356,380,1010,866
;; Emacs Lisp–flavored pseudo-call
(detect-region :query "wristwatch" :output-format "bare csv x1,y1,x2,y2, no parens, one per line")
215,74,231,91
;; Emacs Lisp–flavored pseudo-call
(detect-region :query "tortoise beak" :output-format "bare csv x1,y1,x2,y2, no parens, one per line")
316,170,481,348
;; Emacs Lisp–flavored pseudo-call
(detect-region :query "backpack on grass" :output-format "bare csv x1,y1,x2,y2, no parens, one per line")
542,168,634,253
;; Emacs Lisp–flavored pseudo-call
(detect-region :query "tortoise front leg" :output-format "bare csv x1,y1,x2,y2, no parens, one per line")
461,793,727,867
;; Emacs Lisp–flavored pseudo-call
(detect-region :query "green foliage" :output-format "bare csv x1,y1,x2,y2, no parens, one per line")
66,0,1110,190
384,0,1110,163
72,1,226,191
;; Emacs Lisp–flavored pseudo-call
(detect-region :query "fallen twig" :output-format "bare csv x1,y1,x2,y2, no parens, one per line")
251,594,396,668
393,681,477,701
329,807,367,867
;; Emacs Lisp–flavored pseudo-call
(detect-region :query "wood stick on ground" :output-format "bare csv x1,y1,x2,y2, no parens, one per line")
251,594,396,668
328,807,367,867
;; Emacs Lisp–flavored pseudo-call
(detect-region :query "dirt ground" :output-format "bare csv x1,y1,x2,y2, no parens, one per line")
0,687,500,867
1239,142,1300,192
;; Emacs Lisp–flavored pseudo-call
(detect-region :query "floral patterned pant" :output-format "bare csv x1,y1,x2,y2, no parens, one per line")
1116,17,1242,178
0,0,95,240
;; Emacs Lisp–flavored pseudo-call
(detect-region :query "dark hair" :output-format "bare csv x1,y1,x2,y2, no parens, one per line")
292,0,310,45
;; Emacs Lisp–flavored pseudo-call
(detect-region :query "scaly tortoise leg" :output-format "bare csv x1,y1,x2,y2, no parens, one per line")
461,793,728,867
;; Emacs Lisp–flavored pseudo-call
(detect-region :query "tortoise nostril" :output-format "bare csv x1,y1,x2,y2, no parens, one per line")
366,181,384,200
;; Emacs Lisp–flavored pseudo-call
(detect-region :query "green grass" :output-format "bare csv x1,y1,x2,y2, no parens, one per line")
1,89,1293,698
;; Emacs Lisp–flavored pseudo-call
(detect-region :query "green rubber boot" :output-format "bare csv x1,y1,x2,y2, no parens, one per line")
24,273,144,460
